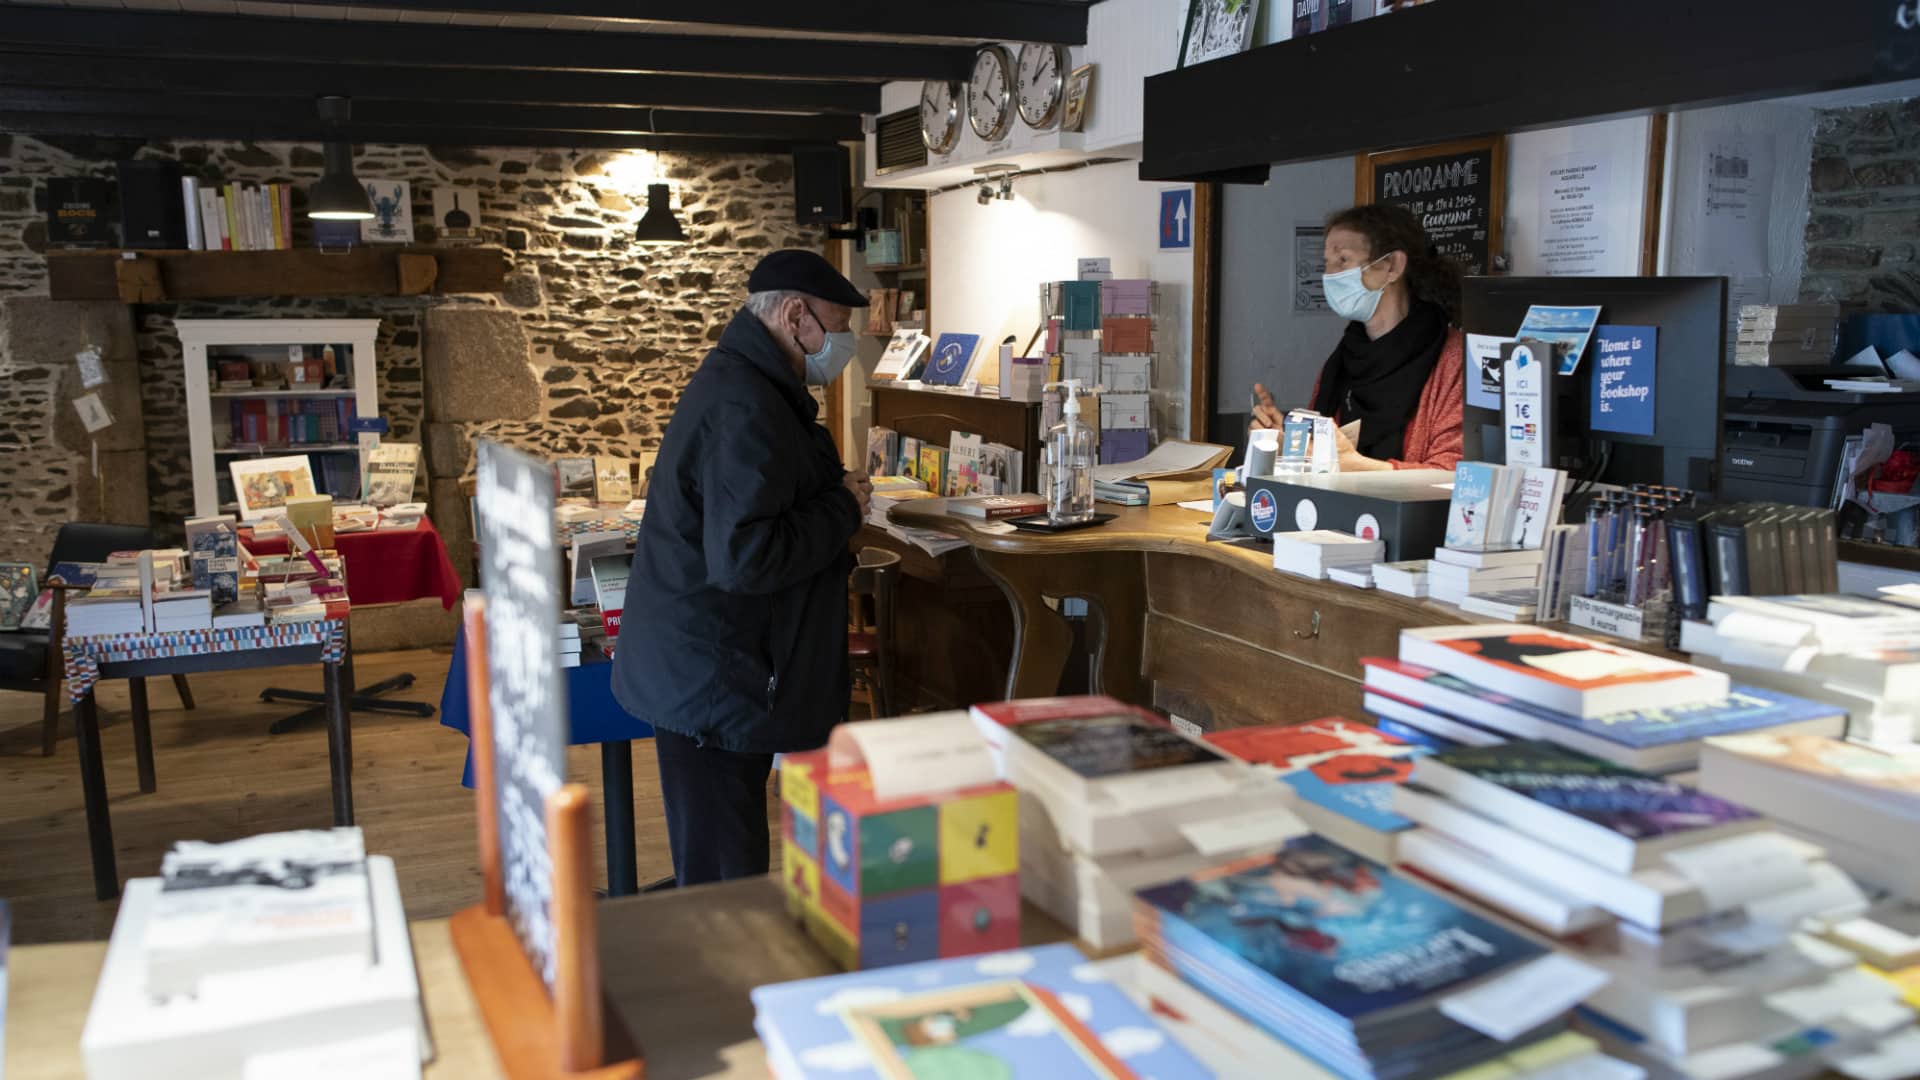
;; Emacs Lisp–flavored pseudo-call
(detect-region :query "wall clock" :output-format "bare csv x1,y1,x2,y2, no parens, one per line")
1015,43,1070,130
920,79,963,154
968,45,1016,142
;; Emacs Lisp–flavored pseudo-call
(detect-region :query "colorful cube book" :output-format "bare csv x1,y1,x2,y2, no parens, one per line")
780,748,1019,971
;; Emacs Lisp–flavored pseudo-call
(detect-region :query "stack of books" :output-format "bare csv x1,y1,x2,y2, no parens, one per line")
1680,593,1920,745
558,621,582,669
1428,547,1544,606
1134,835,1599,1080
151,590,213,634
194,181,297,252
1205,718,1428,863
1700,733,1920,896
184,515,241,606
1272,530,1384,580
1371,559,1430,598
969,696,1304,949
751,943,1210,1079
64,591,146,637
212,597,266,630
1732,304,1839,367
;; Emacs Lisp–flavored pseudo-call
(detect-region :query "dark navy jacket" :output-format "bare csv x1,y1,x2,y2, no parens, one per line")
610,308,861,754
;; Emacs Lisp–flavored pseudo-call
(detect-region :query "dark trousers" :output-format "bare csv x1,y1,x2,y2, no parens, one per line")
654,728,775,887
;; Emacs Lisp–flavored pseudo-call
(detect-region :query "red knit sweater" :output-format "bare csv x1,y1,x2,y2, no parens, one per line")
1304,327,1467,471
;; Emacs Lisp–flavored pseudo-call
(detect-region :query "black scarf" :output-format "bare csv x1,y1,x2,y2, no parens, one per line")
1311,300,1449,461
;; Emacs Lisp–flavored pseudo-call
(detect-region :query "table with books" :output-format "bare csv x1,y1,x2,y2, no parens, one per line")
59,617,356,902
239,516,461,610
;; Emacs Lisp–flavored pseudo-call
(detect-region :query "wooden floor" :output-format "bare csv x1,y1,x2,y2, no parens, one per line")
0,648,703,946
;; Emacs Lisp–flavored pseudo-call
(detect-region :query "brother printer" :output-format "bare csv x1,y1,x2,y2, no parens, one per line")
1722,365,1920,506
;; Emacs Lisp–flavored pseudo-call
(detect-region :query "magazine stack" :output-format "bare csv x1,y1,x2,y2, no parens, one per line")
750,943,1211,1079
968,696,1305,949
1132,835,1611,1080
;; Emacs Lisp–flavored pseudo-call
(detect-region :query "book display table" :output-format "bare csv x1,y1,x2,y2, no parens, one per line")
240,518,462,610
59,619,355,900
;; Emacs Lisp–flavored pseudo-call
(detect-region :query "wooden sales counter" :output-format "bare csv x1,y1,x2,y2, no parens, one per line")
890,500,1470,732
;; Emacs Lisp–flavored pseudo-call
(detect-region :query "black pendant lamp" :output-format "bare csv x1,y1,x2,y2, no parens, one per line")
307,96,374,221
633,183,687,245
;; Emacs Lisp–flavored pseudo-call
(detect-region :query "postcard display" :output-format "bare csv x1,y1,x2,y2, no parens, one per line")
1042,277,1159,465
454,440,642,1080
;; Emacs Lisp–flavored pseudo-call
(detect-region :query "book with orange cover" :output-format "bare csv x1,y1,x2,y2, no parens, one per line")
1398,625,1730,719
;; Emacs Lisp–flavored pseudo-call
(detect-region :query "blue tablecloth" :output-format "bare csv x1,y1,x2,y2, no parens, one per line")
439,629,653,787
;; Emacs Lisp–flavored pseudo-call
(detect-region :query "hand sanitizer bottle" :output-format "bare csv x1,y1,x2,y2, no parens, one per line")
1044,380,1095,524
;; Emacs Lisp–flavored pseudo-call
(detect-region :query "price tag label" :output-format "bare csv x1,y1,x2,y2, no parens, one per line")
1177,807,1308,856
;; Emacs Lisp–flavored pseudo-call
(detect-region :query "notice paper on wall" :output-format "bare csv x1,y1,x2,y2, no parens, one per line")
75,346,107,389
1537,150,1614,276
73,391,114,433
1699,130,1775,279
1293,225,1328,312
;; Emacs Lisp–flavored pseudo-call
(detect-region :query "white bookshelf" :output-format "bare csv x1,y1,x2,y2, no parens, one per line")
177,318,381,519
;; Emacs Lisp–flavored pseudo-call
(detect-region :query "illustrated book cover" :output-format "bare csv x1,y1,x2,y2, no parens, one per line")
0,564,37,632
554,456,597,501
1399,624,1729,718
361,442,420,507
1206,719,1426,835
593,456,633,504
924,333,982,387
1702,733,1920,802
865,426,899,478
1446,462,1498,549
1516,305,1603,376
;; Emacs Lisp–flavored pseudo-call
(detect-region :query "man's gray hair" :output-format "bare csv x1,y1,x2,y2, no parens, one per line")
744,289,805,322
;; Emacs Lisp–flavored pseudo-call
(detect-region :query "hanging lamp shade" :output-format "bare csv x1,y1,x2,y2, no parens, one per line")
633,183,687,245
307,96,373,220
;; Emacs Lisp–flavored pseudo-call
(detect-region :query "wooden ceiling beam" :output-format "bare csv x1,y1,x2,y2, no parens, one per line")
0,112,807,154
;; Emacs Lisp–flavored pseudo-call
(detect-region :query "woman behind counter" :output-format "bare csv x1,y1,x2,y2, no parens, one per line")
1252,203,1465,472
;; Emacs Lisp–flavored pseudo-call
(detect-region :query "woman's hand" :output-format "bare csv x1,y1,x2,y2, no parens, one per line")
1333,420,1393,473
1250,383,1285,431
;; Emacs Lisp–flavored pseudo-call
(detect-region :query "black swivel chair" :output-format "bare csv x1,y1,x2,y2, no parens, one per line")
0,522,196,755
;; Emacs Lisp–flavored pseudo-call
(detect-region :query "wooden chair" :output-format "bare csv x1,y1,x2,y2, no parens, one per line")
0,522,196,755
847,547,901,720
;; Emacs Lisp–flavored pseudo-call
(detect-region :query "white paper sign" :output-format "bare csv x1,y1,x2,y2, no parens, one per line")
1099,766,1237,813
73,391,114,433
1662,832,1816,912
75,346,107,389
1503,342,1548,467
1438,953,1610,1042
839,714,998,802
1538,150,1614,276
1699,130,1774,278
1465,334,1513,411
1176,807,1309,857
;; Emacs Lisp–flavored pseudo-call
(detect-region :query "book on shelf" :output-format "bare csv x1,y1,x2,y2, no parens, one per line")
863,426,897,479
592,455,633,504
1398,624,1731,718
873,329,930,381
1411,740,1765,873
1445,462,1526,550
360,443,419,508
917,445,948,495
946,431,985,497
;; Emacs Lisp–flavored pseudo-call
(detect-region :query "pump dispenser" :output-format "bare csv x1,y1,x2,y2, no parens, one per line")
1044,380,1095,524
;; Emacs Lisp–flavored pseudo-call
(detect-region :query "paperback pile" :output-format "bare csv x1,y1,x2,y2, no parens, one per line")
1731,304,1839,367
1444,462,1566,553
751,943,1211,1079
1133,834,1603,1080
1371,559,1430,599
1429,547,1544,607
1680,593,1920,746
1273,530,1383,580
969,696,1305,949
866,475,965,556
1387,739,1916,1075
1700,732,1920,897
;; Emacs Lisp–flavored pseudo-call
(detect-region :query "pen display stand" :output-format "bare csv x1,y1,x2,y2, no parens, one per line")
452,599,643,1080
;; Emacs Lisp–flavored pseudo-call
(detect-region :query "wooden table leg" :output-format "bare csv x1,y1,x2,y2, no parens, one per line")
129,676,156,794
323,660,355,826
73,689,119,901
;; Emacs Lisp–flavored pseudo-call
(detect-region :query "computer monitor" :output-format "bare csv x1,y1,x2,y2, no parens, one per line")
1460,276,1728,495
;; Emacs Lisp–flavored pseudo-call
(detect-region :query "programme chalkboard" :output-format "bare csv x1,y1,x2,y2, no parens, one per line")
474,439,568,992
1357,136,1506,277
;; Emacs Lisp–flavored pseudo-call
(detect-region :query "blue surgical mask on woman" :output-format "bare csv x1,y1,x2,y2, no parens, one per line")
799,308,858,386
1322,253,1392,323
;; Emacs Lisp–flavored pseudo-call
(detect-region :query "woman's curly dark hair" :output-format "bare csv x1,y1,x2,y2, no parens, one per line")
1326,203,1463,326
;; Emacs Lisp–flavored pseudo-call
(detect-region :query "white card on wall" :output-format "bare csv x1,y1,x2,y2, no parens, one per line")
73,392,114,433
75,346,107,389
360,179,416,244
431,186,481,239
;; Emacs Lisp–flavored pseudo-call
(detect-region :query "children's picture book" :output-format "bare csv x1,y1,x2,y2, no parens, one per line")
898,437,923,485
1446,462,1498,549
1399,624,1730,718
593,456,633,503
923,333,982,387
917,445,948,495
874,329,930,381
1135,836,1545,1022
751,943,1210,1080
0,563,36,631
1516,304,1603,376
946,432,985,497
865,426,899,478
1206,719,1427,861
1416,740,1763,871
361,442,420,507
554,457,596,501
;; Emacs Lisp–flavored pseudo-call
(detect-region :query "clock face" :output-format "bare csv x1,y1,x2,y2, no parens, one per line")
967,46,1014,142
1015,44,1069,129
920,79,961,154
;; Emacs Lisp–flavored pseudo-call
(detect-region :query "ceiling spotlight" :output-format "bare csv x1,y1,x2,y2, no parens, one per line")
307,96,373,221
998,175,1014,201
977,183,995,206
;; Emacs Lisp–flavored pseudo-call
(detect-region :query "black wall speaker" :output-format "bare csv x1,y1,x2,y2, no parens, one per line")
116,159,188,249
792,144,851,226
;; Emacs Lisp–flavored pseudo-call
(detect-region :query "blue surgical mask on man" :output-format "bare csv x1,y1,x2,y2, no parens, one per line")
1322,253,1392,323
799,307,858,386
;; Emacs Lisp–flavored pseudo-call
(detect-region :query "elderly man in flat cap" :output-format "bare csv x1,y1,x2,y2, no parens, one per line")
612,249,873,886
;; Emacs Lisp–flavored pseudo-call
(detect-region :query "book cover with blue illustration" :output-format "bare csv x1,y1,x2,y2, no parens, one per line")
751,943,1209,1079
923,333,982,387
1207,720,1425,833
1445,463,1496,548
1425,740,1760,841
1134,836,1544,1024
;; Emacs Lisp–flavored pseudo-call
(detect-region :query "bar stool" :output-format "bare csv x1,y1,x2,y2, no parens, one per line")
848,547,900,719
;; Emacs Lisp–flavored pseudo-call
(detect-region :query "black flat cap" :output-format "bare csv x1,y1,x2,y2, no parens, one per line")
747,250,869,307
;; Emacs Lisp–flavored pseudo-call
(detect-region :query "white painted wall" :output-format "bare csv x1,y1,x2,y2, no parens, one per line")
930,160,1198,436
1215,157,1358,419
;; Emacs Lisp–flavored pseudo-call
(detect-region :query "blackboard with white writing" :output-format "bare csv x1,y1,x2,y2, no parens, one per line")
1366,140,1501,276
474,439,568,992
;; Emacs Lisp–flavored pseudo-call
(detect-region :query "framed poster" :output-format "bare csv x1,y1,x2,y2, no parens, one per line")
360,179,415,244
229,454,317,521
1355,135,1506,277
1179,0,1261,68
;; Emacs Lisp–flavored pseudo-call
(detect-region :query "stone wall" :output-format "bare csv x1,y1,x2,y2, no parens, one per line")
0,133,815,571
1800,100,1920,311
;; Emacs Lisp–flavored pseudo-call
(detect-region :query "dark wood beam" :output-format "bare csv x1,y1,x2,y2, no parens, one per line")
0,51,879,113
0,8,974,81
47,247,511,302
270,0,1089,45
0,112,803,153
0,89,863,140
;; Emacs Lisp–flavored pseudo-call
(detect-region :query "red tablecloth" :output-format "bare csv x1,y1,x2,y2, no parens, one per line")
241,518,463,610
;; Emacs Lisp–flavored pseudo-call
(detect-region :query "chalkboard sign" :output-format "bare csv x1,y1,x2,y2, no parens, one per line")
473,440,568,991
1356,136,1506,277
